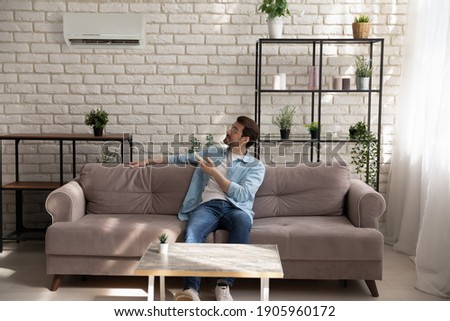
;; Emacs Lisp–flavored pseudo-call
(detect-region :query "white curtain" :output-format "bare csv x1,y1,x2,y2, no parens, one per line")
384,0,450,297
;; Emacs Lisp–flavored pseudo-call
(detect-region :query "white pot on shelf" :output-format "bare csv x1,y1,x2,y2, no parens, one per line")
267,17,284,38
356,77,370,90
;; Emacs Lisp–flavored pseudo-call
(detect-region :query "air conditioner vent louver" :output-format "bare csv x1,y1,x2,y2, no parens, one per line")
68,39,140,45
63,13,145,49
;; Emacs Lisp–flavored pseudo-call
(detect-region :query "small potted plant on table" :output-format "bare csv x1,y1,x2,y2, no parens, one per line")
158,233,169,254
85,108,109,136
273,105,296,140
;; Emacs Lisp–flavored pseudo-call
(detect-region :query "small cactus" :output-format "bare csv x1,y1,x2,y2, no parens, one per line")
158,233,168,244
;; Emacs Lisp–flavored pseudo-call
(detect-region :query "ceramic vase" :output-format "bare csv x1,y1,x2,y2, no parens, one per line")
159,243,169,254
268,17,284,38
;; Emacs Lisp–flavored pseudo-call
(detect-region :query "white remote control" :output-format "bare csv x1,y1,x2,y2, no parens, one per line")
193,151,204,162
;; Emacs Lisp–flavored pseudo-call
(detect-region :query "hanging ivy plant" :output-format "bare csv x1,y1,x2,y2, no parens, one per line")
350,122,379,189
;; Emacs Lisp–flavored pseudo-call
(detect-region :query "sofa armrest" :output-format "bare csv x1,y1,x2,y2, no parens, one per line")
346,179,386,228
45,181,86,224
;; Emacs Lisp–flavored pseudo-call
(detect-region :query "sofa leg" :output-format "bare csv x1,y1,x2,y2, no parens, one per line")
364,280,379,297
50,275,64,291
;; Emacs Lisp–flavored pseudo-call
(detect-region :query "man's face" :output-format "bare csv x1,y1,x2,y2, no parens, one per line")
223,121,246,147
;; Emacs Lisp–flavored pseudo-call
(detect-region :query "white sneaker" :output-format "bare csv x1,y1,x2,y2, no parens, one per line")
175,288,200,301
215,284,233,301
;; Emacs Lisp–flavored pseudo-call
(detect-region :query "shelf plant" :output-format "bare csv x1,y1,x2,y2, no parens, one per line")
258,0,291,38
352,15,371,39
85,108,109,136
349,121,366,139
188,134,214,154
350,122,379,189
273,105,296,140
354,55,373,90
304,121,319,139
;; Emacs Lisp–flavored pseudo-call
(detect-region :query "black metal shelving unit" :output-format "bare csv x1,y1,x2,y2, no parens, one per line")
254,37,384,189
0,133,133,252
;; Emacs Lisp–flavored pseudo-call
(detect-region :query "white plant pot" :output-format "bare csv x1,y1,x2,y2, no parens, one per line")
268,17,284,38
356,77,370,90
159,243,169,254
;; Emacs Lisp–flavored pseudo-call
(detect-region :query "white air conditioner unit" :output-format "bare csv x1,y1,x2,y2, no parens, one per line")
63,13,145,49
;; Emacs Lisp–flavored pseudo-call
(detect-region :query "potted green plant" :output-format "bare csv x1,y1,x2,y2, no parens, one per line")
349,121,366,139
158,232,169,254
188,134,214,154
352,15,371,39
304,121,319,139
273,105,295,140
354,55,373,90
350,122,379,188
85,108,109,136
258,0,290,38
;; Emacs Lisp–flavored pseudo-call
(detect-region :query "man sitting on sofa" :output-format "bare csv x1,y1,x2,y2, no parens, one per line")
130,116,265,301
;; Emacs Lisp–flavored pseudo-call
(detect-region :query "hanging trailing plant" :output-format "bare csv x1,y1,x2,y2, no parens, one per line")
350,122,379,189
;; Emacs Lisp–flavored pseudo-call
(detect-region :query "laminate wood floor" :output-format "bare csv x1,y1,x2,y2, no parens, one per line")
0,241,447,301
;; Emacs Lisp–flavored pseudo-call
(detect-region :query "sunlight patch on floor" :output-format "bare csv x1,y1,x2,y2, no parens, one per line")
104,288,147,297
0,268,15,278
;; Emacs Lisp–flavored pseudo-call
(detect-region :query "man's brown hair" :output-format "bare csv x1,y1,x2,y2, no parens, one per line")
237,116,260,148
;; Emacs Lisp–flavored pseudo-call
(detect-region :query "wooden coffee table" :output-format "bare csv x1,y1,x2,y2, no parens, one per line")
134,243,284,301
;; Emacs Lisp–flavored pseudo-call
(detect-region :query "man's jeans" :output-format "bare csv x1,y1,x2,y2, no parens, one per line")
183,199,252,292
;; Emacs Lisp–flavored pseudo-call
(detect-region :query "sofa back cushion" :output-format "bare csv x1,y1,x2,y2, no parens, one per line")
79,163,194,215
151,164,195,214
253,162,350,219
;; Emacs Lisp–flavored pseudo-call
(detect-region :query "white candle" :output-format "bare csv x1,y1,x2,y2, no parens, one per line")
279,73,286,90
273,74,281,90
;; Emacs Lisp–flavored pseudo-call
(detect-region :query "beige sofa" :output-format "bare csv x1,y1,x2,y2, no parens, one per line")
45,162,386,296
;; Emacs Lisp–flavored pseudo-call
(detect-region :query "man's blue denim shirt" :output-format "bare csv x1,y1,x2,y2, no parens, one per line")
168,145,265,223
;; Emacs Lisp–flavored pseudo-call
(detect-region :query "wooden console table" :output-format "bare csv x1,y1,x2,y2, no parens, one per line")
0,133,133,252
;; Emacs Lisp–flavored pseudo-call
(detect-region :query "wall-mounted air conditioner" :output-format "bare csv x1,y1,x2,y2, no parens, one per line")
63,13,145,49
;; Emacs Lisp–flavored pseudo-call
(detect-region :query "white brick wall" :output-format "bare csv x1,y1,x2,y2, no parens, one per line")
0,0,406,233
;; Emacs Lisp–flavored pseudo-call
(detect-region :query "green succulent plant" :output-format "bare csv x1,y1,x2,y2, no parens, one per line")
158,233,168,244
354,15,371,23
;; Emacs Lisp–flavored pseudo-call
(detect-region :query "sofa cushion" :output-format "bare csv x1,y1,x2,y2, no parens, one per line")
79,163,194,215
45,214,186,257
151,164,195,214
248,216,383,261
253,162,350,219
